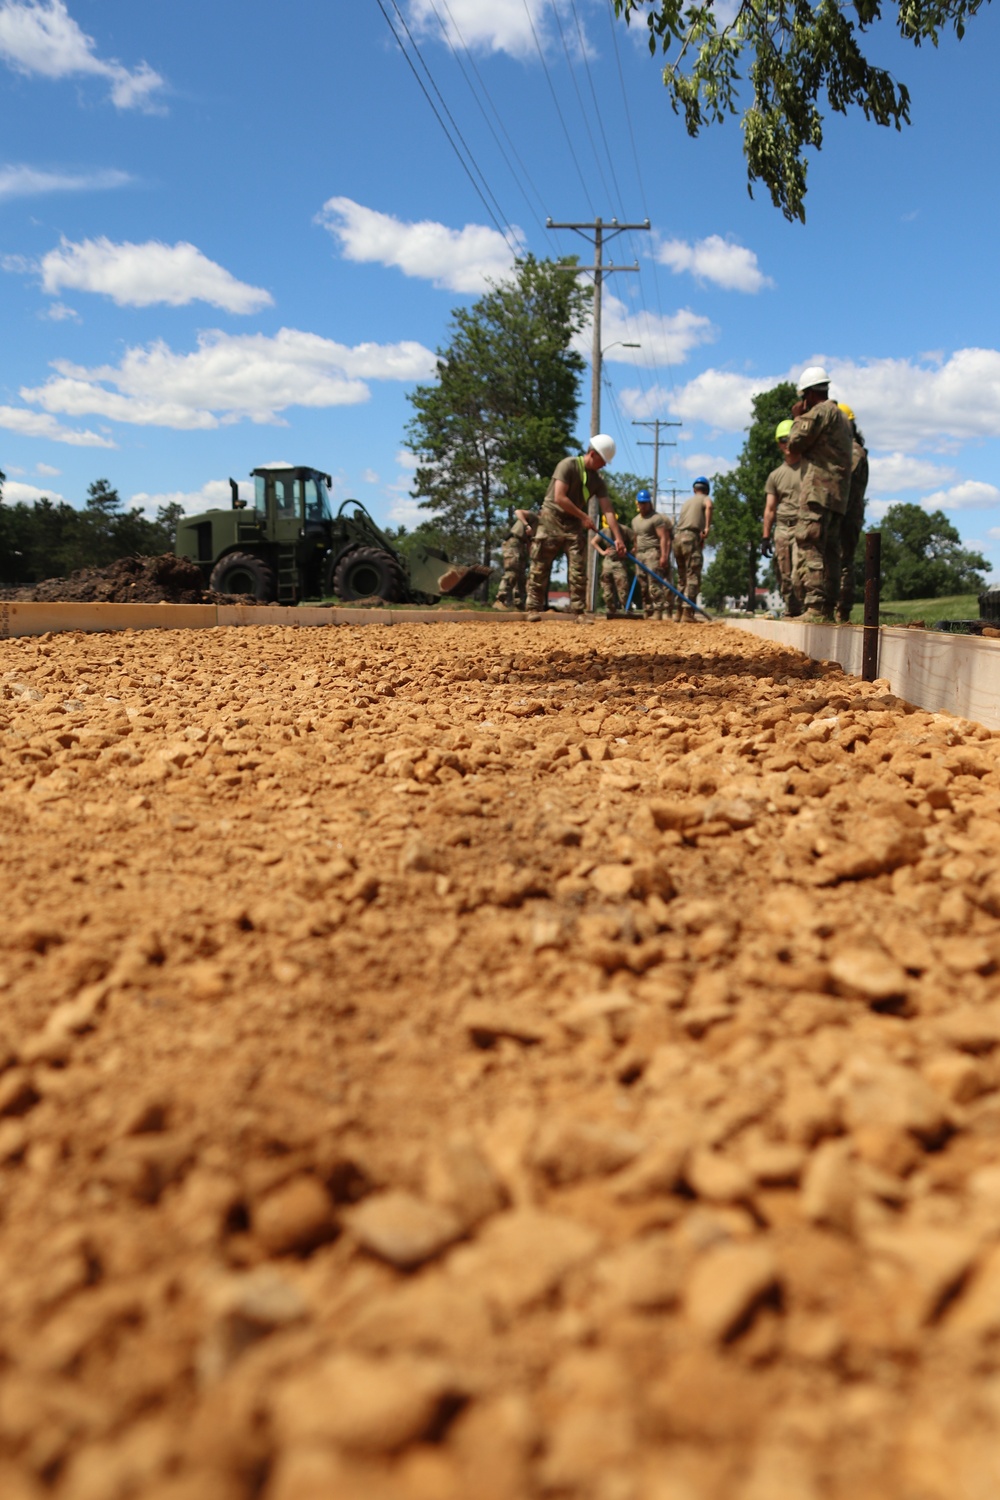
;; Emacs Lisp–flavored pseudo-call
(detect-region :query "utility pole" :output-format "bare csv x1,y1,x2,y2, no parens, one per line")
633,417,681,506
547,216,650,609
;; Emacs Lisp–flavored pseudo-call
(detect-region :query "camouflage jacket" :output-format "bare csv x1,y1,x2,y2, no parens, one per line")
847,442,869,525
786,400,852,515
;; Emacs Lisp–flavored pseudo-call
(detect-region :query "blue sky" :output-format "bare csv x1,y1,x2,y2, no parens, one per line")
2,0,999,576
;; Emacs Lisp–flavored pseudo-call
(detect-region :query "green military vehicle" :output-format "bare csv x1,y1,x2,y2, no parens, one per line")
174,462,490,605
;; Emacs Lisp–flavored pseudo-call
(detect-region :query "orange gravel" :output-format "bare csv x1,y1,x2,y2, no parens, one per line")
2,618,1000,1500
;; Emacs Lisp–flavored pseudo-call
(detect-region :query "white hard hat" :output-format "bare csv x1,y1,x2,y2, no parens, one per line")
797,364,831,394
589,433,616,464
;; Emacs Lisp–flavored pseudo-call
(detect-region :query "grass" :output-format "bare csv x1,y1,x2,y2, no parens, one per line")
847,593,980,626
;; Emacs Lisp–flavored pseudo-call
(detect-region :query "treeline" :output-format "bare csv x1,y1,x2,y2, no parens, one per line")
0,474,184,585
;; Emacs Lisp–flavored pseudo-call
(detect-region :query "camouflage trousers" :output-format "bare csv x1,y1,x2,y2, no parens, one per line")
822,511,845,618
673,532,703,617
635,552,672,619
525,528,588,613
774,518,801,616
601,558,630,616
495,538,527,610
837,504,865,622
793,500,832,614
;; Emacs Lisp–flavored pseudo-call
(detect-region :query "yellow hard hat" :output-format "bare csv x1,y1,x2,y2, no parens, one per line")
838,402,855,421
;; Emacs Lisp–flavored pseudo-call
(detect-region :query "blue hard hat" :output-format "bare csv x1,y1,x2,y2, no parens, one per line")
693,476,710,492
636,488,652,505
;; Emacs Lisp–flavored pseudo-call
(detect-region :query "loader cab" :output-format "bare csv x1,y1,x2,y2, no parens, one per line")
251,464,334,601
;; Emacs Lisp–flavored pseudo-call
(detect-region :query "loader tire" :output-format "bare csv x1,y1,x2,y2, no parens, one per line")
209,552,277,602
331,547,405,603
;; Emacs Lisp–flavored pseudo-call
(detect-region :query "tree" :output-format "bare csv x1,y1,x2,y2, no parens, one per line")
405,256,589,567
612,0,985,221
876,503,987,599
701,381,798,607
604,470,654,527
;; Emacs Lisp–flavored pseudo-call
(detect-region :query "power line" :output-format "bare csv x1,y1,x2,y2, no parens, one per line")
426,0,555,245
548,1,616,211
569,0,628,215
520,0,593,211
375,0,519,257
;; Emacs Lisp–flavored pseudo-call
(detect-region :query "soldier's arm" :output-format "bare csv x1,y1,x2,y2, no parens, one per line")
589,532,612,557
513,508,535,539
785,408,820,461
702,500,713,539
552,479,592,527
656,520,671,567
762,492,778,538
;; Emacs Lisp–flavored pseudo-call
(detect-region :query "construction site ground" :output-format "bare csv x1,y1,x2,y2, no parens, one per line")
2,617,1000,1500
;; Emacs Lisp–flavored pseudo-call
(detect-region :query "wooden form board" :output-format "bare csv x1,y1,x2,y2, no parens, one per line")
0,600,528,638
728,618,1000,730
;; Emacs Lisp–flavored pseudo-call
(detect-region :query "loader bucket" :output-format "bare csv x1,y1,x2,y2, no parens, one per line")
438,564,493,599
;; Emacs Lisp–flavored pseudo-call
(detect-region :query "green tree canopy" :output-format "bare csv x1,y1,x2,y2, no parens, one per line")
603,469,655,526
701,381,797,607
405,255,589,567
878,502,988,599
613,0,986,221
0,479,176,585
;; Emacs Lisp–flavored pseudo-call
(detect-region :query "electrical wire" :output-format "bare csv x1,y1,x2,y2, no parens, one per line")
548,1,617,210
434,0,556,243
568,0,629,215
375,0,520,257
520,0,593,211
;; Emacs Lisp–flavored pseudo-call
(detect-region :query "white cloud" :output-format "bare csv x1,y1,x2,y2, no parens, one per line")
665,368,778,430
0,1,164,109
588,295,716,370
680,452,737,477
655,235,773,294
38,237,273,313
361,468,380,485
35,461,60,475
387,495,427,529
867,453,959,493
19,327,437,430
0,163,130,200
2,478,65,503
129,479,253,521
317,197,517,294
41,300,79,321
395,449,419,470
405,0,578,59
920,481,1000,512
0,403,114,446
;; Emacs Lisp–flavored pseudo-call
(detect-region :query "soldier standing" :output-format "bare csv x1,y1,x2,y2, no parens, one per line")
590,519,634,617
785,366,852,623
835,406,869,622
673,478,712,621
761,420,803,617
494,507,540,611
631,489,674,620
525,435,626,614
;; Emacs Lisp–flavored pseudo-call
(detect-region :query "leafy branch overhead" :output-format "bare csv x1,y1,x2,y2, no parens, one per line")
612,0,986,220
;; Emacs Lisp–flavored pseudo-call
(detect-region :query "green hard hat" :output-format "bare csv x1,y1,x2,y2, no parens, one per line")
775,419,794,441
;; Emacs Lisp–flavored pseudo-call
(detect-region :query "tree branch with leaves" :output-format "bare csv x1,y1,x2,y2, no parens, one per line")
613,0,986,220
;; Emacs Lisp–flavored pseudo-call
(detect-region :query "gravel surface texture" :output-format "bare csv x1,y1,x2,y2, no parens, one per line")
1,618,1000,1499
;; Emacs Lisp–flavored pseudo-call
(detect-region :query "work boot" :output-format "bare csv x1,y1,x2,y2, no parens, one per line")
799,608,829,623
680,606,695,623
492,600,509,611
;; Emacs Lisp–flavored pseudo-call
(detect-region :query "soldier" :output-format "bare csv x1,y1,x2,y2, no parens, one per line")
590,518,634,617
493,507,540,611
835,405,869,623
761,420,802,617
785,366,853,623
631,488,674,620
525,434,626,614
673,478,712,621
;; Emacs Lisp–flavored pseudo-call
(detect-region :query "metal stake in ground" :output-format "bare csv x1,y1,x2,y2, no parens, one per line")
862,529,881,682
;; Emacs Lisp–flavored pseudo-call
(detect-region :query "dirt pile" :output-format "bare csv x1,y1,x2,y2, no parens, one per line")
1,618,1000,1498
0,553,251,605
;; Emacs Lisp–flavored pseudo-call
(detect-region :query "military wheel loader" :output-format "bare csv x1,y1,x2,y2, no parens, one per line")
174,463,491,605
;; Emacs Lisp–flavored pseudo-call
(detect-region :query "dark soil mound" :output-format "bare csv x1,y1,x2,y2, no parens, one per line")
0,554,255,605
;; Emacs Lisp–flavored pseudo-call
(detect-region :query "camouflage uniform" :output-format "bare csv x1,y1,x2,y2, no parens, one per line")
495,510,539,610
673,493,709,618
598,523,634,616
765,462,803,616
526,456,609,613
632,510,673,619
787,400,852,616
836,440,869,622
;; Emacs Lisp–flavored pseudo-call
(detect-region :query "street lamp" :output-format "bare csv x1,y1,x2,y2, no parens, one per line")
601,340,641,359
